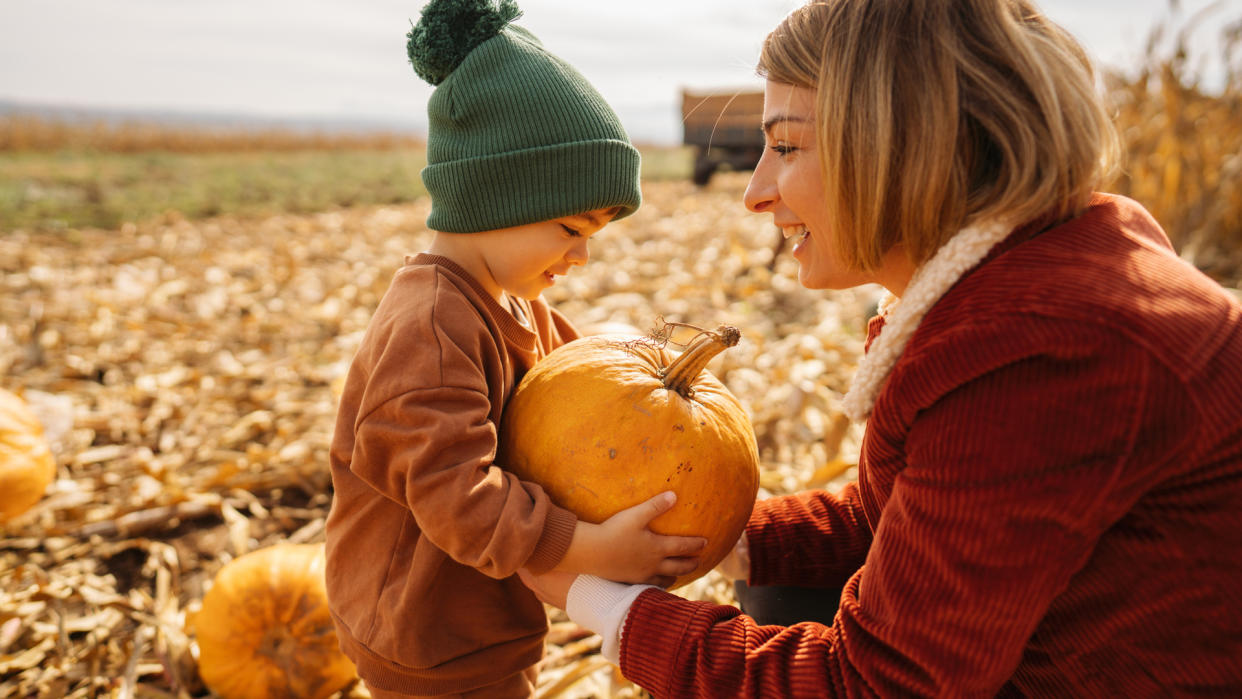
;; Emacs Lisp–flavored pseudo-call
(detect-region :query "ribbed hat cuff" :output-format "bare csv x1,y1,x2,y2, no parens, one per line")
423,139,642,233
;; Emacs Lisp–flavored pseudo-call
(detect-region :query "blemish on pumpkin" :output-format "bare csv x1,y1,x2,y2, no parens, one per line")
609,448,617,459
572,481,601,500
674,424,684,432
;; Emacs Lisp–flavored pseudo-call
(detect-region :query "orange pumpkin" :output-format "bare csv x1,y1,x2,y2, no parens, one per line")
499,325,759,589
194,543,356,699
0,388,56,523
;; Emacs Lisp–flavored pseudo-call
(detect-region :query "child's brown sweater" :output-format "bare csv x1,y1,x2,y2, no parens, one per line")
324,253,579,695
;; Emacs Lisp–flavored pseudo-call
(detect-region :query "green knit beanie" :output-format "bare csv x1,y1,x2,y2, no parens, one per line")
406,0,642,233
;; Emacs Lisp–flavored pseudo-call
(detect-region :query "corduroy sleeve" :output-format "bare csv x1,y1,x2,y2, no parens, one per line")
618,331,1184,697
741,306,877,589
620,589,849,698
745,484,871,590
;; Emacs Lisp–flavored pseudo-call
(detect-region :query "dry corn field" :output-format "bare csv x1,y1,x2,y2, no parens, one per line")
1103,12,1242,286
3,11,1241,694
0,117,424,154
0,172,875,698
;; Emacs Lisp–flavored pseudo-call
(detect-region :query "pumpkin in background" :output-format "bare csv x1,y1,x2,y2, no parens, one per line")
0,388,57,523
499,324,759,589
193,543,356,699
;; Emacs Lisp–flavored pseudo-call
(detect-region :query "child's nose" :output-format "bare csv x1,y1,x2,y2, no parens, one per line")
566,238,589,265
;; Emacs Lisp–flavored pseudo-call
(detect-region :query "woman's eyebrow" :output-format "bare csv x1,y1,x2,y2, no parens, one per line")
763,114,811,135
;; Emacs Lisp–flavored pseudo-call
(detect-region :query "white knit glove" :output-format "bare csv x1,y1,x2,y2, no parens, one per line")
565,575,654,663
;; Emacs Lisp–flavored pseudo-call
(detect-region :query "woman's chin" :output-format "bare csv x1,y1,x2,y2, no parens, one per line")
797,261,869,291
797,268,827,290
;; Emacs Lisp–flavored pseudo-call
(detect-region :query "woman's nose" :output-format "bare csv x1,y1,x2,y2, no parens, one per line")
744,152,777,213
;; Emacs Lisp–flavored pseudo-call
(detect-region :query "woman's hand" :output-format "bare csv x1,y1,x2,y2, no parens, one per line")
556,491,706,586
715,531,750,580
518,568,577,610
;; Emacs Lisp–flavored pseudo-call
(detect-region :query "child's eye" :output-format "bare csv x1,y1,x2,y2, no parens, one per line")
560,224,582,237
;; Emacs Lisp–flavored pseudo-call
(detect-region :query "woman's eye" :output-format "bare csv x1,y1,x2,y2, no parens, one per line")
560,224,582,237
769,143,797,157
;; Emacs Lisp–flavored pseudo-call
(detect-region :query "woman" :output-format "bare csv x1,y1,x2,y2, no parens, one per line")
521,0,1242,695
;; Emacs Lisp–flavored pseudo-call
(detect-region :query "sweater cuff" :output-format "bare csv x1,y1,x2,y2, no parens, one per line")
525,505,578,574
566,575,653,663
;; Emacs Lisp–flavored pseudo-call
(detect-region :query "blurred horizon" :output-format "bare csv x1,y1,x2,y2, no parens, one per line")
2,0,1237,144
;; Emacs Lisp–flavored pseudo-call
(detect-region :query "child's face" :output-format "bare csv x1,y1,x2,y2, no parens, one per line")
473,208,616,301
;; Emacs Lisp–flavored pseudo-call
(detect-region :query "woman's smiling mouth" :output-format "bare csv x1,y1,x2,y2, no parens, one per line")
783,225,811,255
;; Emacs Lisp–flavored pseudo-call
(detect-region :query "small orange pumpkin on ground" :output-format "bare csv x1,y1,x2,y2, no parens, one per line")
499,324,760,589
0,387,57,524
193,543,356,699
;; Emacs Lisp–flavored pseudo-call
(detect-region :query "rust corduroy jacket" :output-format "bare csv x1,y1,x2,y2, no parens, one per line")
619,195,1242,697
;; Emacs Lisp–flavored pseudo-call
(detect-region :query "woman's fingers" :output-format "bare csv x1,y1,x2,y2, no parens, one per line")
715,532,749,580
659,534,707,557
659,556,700,577
517,568,576,609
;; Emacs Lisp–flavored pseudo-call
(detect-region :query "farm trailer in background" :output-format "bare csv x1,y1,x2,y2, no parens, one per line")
681,89,765,186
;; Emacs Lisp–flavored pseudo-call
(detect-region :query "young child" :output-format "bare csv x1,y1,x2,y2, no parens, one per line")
322,1,705,697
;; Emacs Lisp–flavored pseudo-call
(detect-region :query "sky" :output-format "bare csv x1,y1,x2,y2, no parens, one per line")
1,0,1236,144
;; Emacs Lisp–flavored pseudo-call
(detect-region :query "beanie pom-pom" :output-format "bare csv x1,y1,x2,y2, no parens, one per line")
407,0,522,86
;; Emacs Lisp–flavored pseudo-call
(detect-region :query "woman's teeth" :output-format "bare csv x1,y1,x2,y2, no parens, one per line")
784,225,810,252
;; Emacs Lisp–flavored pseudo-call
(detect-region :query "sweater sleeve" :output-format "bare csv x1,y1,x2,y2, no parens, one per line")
352,386,575,577
745,484,871,590
618,335,1185,697
343,273,576,578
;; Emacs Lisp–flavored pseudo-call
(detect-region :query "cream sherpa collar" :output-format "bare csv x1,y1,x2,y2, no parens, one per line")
841,219,1014,422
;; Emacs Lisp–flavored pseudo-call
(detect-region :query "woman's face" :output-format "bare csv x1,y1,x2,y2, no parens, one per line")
744,80,876,291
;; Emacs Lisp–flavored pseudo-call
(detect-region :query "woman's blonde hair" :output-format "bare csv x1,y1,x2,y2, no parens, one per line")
758,0,1120,270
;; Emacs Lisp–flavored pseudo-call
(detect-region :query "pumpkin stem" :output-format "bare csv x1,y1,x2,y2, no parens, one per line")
660,325,740,398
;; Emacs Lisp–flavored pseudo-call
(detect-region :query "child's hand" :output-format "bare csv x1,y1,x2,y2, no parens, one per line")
557,491,706,586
